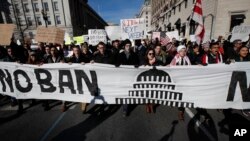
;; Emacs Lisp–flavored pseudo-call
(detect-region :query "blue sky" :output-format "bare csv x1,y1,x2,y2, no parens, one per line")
88,0,144,24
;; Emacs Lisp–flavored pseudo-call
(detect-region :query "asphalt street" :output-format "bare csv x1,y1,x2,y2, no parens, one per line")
0,96,250,141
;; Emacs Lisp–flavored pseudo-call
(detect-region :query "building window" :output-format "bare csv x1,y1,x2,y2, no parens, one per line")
43,2,49,12
146,24,148,27
146,16,148,19
15,4,20,14
193,0,195,4
36,17,42,25
24,3,29,12
185,0,188,8
34,3,39,12
27,17,32,26
146,11,148,15
54,1,59,11
56,15,61,24
146,20,148,23
179,4,181,12
230,14,246,31
47,16,51,25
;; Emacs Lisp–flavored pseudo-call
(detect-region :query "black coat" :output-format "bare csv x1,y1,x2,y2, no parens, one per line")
68,54,90,63
46,56,64,63
93,51,112,64
117,51,139,66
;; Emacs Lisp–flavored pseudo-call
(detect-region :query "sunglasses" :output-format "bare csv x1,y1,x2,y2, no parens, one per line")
148,53,155,56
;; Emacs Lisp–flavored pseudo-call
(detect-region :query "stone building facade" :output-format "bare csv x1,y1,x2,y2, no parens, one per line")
150,0,250,41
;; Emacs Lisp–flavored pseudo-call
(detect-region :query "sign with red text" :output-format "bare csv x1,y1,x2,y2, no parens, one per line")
121,18,146,40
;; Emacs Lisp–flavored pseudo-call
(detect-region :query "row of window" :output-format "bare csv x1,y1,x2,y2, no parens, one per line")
26,15,61,26
23,1,59,13
153,0,195,16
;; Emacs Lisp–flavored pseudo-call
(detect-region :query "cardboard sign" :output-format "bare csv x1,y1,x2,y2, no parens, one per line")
88,29,107,46
105,26,121,41
0,24,15,45
35,26,65,44
120,18,146,40
230,25,250,42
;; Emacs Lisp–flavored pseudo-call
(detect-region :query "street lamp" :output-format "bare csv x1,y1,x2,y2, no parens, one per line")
41,9,48,27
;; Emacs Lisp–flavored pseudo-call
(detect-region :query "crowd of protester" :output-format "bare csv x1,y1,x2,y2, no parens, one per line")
0,34,250,120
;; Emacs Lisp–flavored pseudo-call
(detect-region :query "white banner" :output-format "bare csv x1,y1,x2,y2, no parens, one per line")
88,29,107,46
230,25,250,42
121,18,145,40
1,62,250,109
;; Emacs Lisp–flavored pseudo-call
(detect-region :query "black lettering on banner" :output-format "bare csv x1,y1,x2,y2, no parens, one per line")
59,70,76,94
34,69,56,93
13,69,32,93
0,69,14,92
227,71,250,102
75,70,98,96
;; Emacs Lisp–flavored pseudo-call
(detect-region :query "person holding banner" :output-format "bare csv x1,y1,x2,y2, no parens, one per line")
91,42,112,64
144,48,163,113
44,46,66,111
201,42,223,65
234,46,250,62
170,45,191,120
27,51,43,106
225,39,243,61
81,44,93,63
68,46,90,64
3,47,23,113
154,44,171,65
117,39,139,117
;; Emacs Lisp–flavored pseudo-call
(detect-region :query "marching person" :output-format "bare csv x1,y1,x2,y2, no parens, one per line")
201,42,223,65
225,39,242,61
44,46,65,111
117,39,139,117
170,45,191,120
188,44,202,65
3,47,23,113
144,48,163,113
68,46,90,114
27,51,43,106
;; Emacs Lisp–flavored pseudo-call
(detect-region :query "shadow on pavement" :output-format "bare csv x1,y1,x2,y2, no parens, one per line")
218,109,250,141
187,109,218,141
51,105,121,141
159,120,178,141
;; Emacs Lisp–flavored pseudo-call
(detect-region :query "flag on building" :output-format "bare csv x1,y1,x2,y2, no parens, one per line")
160,32,171,46
191,0,205,45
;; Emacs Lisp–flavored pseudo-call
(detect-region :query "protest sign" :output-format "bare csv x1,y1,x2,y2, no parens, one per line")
88,29,107,45
1,62,250,109
73,36,84,45
105,26,121,41
121,18,146,40
0,24,15,45
166,31,180,41
230,25,250,42
35,26,65,44
152,32,161,40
